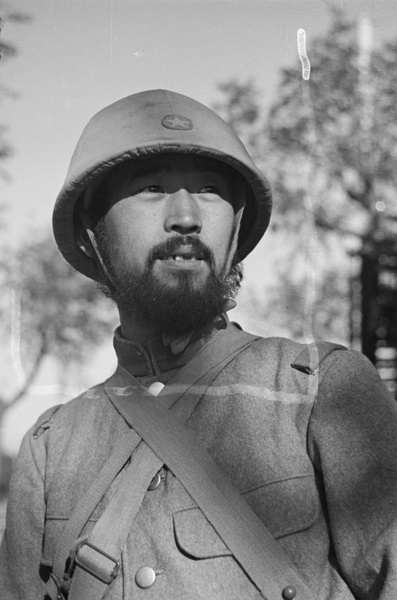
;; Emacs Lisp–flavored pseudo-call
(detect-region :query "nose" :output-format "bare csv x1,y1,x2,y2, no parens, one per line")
164,189,202,235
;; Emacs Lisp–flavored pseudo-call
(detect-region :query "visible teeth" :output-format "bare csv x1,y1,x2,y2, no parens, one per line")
173,255,197,261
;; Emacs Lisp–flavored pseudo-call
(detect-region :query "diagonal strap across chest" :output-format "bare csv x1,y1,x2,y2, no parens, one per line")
46,326,258,599
67,330,258,599
46,327,317,600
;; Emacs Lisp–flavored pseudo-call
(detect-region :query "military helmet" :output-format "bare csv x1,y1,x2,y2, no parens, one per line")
53,89,272,281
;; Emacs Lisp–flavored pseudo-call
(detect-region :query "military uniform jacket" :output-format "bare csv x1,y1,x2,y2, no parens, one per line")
2,328,397,600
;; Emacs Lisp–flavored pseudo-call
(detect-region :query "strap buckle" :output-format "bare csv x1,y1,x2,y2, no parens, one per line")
74,540,120,585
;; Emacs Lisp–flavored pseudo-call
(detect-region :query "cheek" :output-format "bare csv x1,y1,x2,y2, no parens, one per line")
103,202,156,266
203,203,236,270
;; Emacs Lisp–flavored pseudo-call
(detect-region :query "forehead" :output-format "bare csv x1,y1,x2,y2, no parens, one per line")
117,153,236,182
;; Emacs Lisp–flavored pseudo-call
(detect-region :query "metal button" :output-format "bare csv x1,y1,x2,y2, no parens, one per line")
148,382,165,396
148,472,162,491
282,585,297,599
135,566,156,588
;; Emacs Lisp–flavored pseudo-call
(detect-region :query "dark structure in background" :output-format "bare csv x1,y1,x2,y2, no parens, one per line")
350,237,397,399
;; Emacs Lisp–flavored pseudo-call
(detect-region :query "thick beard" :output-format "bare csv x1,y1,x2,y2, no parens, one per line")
94,221,243,337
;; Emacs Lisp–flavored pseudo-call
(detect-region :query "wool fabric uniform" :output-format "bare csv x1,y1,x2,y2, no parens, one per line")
1,324,397,599
2,89,397,600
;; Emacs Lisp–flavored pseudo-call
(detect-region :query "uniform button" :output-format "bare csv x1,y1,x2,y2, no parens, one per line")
135,566,156,588
148,472,162,491
148,382,165,396
282,586,297,599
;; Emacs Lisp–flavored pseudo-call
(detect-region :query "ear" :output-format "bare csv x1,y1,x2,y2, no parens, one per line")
76,225,96,259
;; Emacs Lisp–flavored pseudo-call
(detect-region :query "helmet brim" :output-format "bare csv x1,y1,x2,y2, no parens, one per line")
53,90,272,281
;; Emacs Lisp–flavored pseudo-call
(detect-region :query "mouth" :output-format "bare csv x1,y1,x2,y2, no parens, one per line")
162,255,203,262
159,245,206,262
155,245,207,271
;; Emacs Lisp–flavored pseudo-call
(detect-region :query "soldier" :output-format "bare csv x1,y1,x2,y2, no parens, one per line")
1,89,397,600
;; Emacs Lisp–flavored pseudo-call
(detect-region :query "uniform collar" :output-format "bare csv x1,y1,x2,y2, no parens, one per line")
113,315,231,377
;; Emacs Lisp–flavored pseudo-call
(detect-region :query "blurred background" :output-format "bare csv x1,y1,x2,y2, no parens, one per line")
1,0,397,529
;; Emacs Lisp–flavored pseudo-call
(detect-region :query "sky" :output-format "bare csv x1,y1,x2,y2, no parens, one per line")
1,0,397,454
2,0,396,240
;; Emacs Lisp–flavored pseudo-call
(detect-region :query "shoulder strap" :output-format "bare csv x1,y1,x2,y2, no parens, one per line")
291,341,347,375
66,332,314,600
46,326,258,599
99,370,315,600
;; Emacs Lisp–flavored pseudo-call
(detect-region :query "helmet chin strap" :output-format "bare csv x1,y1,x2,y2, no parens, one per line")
78,194,245,293
77,210,118,294
77,184,245,354
79,208,244,298
78,204,244,289
224,205,245,276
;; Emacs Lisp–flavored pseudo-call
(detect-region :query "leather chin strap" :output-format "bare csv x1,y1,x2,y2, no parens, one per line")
76,192,246,356
77,198,245,288
226,205,245,272
77,210,118,294
76,204,245,356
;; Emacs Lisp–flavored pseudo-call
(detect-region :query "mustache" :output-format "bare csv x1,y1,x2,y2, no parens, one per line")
148,235,214,266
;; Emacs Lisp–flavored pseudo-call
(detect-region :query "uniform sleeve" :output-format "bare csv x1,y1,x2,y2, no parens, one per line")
0,427,47,600
308,349,397,599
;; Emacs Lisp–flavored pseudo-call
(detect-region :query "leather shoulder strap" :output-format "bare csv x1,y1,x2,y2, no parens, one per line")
46,326,259,599
102,371,315,600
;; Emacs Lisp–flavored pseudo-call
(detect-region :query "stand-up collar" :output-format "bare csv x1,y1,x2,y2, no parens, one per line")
113,316,232,377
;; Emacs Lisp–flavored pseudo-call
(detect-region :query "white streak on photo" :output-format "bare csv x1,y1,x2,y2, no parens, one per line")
297,28,311,80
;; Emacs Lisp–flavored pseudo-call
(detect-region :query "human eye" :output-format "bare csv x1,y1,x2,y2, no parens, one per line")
139,184,164,194
199,184,222,195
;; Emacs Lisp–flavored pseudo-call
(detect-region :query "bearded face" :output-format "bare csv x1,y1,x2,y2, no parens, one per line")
82,153,246,337
95,224,243,337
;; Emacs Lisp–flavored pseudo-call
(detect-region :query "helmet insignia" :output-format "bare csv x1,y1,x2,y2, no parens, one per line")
161,114,193,130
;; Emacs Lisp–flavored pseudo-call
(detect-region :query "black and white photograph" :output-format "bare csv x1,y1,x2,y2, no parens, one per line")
1,1,397,598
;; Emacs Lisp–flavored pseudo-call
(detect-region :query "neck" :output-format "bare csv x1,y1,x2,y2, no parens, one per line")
117,306,224,356
118,308,162,345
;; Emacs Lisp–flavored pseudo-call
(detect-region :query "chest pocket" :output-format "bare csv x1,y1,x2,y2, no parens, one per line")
173,474,319,559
